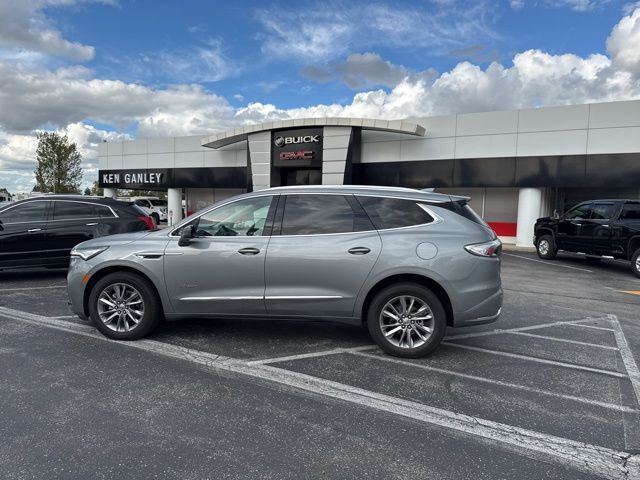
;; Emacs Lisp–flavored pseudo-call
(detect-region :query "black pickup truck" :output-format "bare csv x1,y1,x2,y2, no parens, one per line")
534,199,640,277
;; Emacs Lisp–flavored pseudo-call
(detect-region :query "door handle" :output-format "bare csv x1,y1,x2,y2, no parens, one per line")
27,228,42,233
86,222,98,226
238,247,260,255
348,247,371,255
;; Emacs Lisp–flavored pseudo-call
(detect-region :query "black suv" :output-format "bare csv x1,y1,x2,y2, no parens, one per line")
0,196,156,271
534,200,640,277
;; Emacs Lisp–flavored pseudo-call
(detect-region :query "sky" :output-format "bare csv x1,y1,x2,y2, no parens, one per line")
1,0,640,193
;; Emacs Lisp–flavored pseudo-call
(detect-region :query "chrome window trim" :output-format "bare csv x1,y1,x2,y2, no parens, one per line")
168,192,444,237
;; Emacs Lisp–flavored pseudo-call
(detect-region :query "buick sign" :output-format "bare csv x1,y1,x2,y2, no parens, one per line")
272,127,323,167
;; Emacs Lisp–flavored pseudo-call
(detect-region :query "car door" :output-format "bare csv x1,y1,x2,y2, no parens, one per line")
580,202,618,254
45,200,103,263
556,203,593,251
264,193,382,317
0,200,49,268
163,194,276,315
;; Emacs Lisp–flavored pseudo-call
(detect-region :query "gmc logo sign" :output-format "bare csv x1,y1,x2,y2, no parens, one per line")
280,151,313,160
274,135,320,147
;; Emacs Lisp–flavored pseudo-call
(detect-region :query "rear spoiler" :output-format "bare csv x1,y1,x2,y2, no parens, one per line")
449,195,471,205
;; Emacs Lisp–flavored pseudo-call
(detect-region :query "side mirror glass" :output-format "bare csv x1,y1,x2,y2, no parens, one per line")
178,225,195,247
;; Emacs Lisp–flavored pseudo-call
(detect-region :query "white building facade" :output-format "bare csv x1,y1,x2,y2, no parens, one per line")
98,99,640,247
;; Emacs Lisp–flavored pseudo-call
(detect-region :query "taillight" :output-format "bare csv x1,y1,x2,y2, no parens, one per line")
138,215,155,230
464,239,502,257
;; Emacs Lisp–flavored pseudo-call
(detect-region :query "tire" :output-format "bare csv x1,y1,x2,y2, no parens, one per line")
151,213,160,225
88,271,162,340
632,249,640,279
367,283,446,358
536,235,557,260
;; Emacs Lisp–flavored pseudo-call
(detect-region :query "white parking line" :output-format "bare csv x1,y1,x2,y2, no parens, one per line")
441,342,628,379
444,318,606,341
0,306,637,480
565,323,615,332
350,351,637,413
247,345,374,365
503,253,593,273
609,315,640,408
0,285,66,293
506,331,619,351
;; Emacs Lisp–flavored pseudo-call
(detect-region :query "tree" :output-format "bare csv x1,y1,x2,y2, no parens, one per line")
83,187,91,196
33,132,83,194
90,180,104,196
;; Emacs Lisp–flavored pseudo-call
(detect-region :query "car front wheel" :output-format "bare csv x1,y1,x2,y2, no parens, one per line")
88,271,162,340
367,283,446,358
536,235,557,259
632,249,640,278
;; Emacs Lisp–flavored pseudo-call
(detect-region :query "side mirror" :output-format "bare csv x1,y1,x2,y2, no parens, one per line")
178,225,195,247
553,209,560,219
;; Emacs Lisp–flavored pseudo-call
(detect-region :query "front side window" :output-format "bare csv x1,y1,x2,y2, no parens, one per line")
591,203,616,220
194,196,272,237
280,195,363,235
356,196,434,230
53,201,96,220
0,201,47,224
564,204,592,220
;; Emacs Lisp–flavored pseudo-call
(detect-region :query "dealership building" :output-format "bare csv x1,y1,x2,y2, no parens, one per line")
98,99,640,247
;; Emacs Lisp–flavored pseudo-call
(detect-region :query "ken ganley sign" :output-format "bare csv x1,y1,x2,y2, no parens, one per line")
272,127,323,167
99,169,170,188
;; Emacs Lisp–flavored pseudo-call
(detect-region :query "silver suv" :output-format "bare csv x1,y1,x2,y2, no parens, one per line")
67,185,502,358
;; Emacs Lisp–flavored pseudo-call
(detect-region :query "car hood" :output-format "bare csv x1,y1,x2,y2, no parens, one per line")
76,231,152,249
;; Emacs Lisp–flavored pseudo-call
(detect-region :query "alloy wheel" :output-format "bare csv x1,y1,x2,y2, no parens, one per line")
379,295,434,349
538,239,549,255
96,283,145,332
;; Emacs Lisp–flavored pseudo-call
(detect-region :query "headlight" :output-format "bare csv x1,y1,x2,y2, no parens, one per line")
464,239,502,257
70,246,109,261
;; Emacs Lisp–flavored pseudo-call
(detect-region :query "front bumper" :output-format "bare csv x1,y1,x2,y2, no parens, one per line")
67,256,92,318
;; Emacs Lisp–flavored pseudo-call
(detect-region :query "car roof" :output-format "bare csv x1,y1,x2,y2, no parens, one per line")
2,195,129,208
262,185,462,203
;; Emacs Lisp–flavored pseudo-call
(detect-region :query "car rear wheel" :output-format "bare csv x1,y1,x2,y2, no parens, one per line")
88,271,162,340
367,283,446,358
536,235,557,259
151,212,160,225
632,249,640,278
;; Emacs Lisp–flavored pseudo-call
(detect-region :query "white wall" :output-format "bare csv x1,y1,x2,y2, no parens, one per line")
360,99,640,163
98,135,246,171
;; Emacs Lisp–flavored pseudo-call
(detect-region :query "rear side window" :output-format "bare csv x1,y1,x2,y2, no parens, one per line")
0,201,47,223
53,201,96,220
620,203,640,220
281,195,365,235
591,203,617,220
95,205,116,218
356,196,434,230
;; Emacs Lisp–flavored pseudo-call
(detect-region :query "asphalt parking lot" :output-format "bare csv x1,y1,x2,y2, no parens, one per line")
1,252,640,479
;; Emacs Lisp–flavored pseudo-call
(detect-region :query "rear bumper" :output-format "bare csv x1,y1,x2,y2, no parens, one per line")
451,287,503,328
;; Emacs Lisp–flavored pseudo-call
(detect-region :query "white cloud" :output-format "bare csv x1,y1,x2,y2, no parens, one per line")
512,1,613,11
256,2,499,62
607,6,640,76
0,0,115,61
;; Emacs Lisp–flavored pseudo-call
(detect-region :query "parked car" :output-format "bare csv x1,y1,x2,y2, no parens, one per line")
0,196,156,271
131,197,168,224
67,185,503,358
534,199,640,277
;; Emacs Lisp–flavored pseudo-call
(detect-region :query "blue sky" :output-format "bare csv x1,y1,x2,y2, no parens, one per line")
44,0,629,108
1,0,639,192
